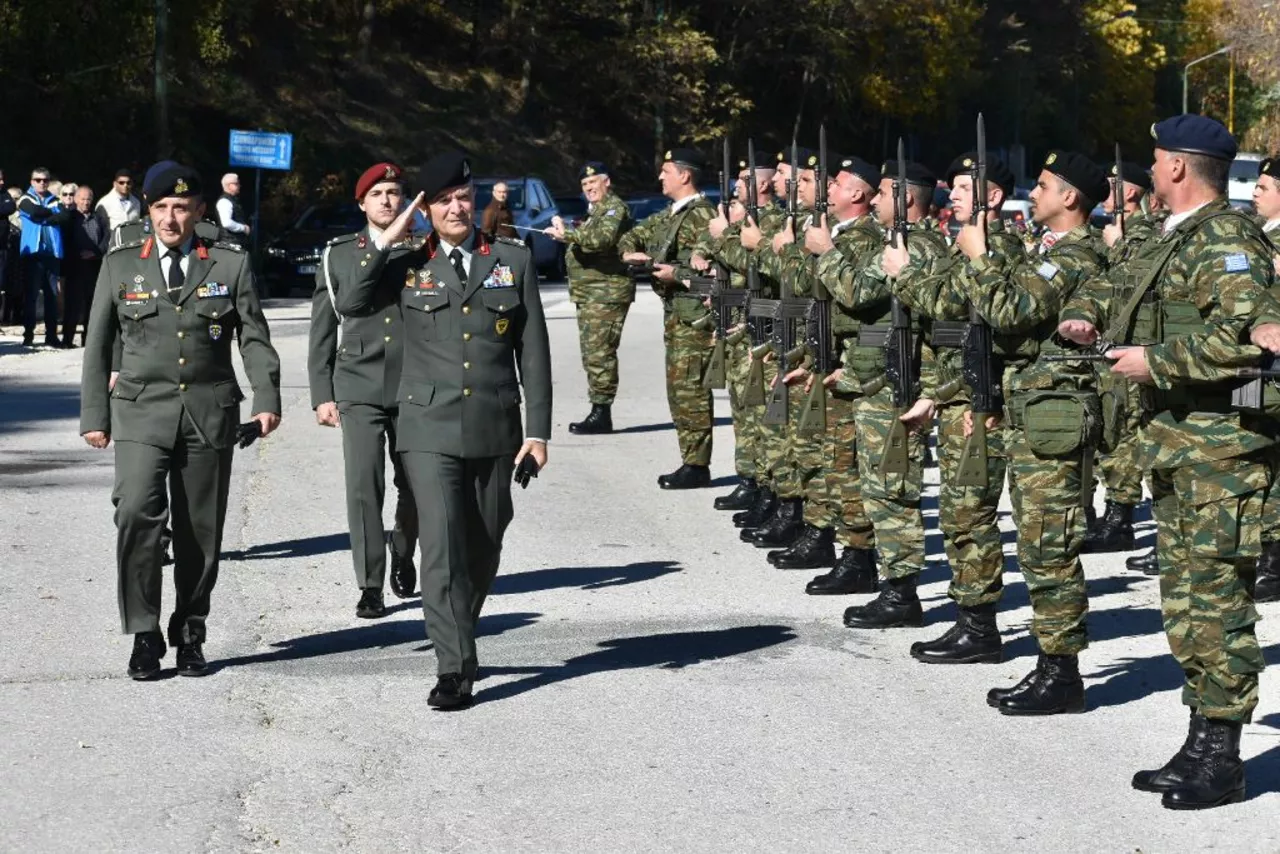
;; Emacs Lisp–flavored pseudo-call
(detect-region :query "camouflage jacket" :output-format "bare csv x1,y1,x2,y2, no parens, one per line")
564,191,635,304
618,193,716,317
1106,210,1163,266
961,222,1105,397
705,203,787,298
893,219,1025,402
1064,199,1279,467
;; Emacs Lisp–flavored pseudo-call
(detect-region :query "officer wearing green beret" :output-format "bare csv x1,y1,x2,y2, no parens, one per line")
80,163,282,680
336,151,552,710
308,162,419,620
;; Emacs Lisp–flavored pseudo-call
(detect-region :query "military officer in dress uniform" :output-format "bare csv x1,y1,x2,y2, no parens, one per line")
80,163,281,680
335,151,552,710
308,162,419,619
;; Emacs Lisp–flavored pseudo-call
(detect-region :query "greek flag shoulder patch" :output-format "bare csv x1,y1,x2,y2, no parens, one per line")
605,208,618,218
1223,253,1250,273
1036,261,1060,281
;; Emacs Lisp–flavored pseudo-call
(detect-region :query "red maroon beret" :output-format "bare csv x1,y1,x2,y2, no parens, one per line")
355,162,404,201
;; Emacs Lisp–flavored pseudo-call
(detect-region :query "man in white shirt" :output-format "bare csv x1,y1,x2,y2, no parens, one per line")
95,169,142,231
215,173,251,246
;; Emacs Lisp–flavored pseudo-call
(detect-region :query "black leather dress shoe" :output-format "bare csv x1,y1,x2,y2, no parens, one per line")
657,464,711,490
805,548,878,595
995,654,1085,716
569,404,613,434
176,643,209,677
428,673,474,710
389,539,417,599
128,632,166,680
356,588,387,619
714,478,759,511
1126,547,1158,575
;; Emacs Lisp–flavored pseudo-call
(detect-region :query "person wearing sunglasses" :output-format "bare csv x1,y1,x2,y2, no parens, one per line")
95,168,142,232
17,167,71,347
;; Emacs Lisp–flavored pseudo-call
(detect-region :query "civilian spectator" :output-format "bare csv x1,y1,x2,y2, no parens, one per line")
481,180,517,241
0,171,15,324
96,169,142,231
17,167,70,347
63,185,109,348
215,172,250,245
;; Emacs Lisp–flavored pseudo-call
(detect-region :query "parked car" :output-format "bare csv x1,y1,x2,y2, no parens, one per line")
626,194,669,223
262,201,368,297
1228,153,1263,209
473,177,564,277
553,194,588,228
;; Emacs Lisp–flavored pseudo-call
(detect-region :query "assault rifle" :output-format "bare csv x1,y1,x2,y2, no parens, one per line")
1113,142,1125,234
763,298,813,426
798,124,832,434
745,297,782,406
881,137,916,475
689,273,751,390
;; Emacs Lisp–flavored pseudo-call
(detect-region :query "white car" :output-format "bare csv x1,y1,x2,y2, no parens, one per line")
1228,153,1264,210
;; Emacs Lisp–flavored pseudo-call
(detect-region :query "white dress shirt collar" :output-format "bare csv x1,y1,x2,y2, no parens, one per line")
1162,202,1210,234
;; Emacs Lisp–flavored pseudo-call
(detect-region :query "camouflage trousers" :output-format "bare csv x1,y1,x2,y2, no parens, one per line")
1151,455,1268,722
663,310,714,466
726,336,758,479
1262,445,1280,544
575,301,630,405
810,390,875,549
854,386,927,580
1096,376,1145,506
788,383,827,507
1007,426,1089,656
759,360,798,496
935,402,1008,607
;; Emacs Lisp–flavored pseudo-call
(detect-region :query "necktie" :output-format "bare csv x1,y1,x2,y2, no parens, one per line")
449,247,467,284
166,248,185,294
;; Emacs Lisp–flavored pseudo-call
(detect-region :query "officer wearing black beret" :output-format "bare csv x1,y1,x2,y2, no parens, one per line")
336,150,552,709
834,155,880,191
80,162,282,680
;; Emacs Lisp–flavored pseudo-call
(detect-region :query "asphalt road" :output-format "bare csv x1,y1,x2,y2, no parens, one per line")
1,284,1278,852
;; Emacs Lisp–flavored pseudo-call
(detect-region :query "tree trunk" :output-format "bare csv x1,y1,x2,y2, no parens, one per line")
358,1,375,62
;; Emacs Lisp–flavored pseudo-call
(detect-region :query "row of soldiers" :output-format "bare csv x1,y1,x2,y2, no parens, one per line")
556,114,1280,810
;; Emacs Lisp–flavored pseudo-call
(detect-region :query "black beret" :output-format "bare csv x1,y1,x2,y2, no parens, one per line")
579,161,609,180
114,168,134,181
1261,157,1280,179
1042,150,1109,206
142,161,202,204
1151,114,1238,161
945,151,1016,195
1107,160,1152,191
664,148,706,171
880,159,936,188
834,155,880,189
738,151,775,171
775,147,818,169
419,150,472,200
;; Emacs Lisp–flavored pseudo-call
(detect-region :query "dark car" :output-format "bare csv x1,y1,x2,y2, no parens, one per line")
626,194,668,223
553,194,588,228
262,202,368,297
474,177,564,277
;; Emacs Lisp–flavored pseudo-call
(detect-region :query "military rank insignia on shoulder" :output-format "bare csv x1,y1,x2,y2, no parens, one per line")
1223,253,1251,273
495,235,527,248
1036,261,1060,281
327,232,359,247
107,238,146,255
213,240,245,253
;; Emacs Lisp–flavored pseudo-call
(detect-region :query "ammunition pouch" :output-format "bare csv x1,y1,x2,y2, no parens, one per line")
1010,390,1101,457
849,324,889,385
929,321,966,349
671,292,710,326
1095,371,1128,453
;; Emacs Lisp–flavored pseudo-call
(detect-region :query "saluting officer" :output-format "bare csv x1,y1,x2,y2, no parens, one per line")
308,162,419,620
335,152,552,710
80,163,281,680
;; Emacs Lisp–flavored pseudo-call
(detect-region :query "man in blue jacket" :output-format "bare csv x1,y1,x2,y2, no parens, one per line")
17,167,70,347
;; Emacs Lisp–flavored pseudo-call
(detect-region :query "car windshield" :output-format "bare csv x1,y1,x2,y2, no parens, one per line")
1230,159,1261,182
474,181,527,211
295,203,366,231
555,196,588,218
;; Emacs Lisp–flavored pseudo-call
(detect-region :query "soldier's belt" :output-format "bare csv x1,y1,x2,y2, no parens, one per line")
929,321,967,349
856,325,890,348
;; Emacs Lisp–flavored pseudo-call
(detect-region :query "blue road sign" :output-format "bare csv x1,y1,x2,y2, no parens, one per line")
228,130,293,171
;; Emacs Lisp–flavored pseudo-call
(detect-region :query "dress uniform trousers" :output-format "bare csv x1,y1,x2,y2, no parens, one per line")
113,409,232,644
338,402,417,588
400,451,514,678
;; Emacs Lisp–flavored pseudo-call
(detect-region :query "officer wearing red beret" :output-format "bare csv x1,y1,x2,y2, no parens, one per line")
307,162,419,619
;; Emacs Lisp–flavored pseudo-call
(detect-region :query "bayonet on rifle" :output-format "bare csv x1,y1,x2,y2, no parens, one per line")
1113,142,1125,234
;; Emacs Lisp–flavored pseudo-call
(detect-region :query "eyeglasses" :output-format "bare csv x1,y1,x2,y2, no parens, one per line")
116,180,132,186
32,178,48,184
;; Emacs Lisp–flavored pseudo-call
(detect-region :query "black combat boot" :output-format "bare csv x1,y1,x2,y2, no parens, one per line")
910,603,1003,664
1162,718,1246,810
715,477,759,511
992,653,1085,716
1126,547,1158,575
1133,711,1209,793
747,498,804,548
1081,500,1136,553
770,524,836,569
569,404,613,435
806,548,878,595
842,575,923,629
1254,541,1280,603
657,463,711,490
734,487,776,530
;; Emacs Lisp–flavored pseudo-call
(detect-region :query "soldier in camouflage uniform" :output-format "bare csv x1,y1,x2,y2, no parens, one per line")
837,161,950,628
888,153,1024,662
1064,115,1272,810
1249,156,1280,600
1083,161,1158,557
619,148,718,489
548,161,634,435
955,151,1109,716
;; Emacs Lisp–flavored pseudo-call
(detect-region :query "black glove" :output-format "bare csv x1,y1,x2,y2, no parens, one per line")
236,421,263,449
513,454,540,489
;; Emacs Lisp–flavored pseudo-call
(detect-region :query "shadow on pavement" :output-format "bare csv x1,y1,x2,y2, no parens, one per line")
224,532,351,561
1086,642,1280,714
614,416,732,434
492,560,682,595
478,624,796,705
214,611,541,670
0,381,81,434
